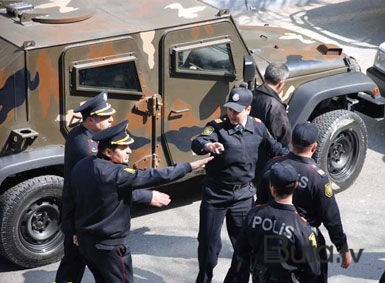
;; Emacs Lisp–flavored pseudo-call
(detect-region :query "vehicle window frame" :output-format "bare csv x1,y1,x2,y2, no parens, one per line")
171,38,236,78
71,54,142,96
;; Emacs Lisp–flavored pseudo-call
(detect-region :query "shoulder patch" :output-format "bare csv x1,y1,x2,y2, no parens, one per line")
124,168,136,174
325,183,333,198
202,126,214,136
88,139,98,153
253,117,263,124
309,164,326,177
293,210,307,224
214,118,223,124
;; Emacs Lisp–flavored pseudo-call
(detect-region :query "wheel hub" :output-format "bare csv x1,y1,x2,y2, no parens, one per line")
327,130,358,177
21,199,60,243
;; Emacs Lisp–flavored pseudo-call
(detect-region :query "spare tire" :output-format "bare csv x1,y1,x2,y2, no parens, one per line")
0,175,64,268
312,110,367,193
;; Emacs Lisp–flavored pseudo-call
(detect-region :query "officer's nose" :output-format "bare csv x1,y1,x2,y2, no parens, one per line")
109,115,114,123
127,146,132,154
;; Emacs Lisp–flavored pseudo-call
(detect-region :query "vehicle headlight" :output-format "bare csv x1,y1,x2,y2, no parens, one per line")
374,43,385,73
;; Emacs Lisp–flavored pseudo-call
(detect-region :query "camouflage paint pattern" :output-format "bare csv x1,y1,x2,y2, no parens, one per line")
0,0,353,169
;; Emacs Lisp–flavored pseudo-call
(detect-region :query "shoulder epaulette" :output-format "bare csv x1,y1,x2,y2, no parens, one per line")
293,210,307,224
253,117,263,124
272,155,286,160
255,203,268,208
308,164,326,177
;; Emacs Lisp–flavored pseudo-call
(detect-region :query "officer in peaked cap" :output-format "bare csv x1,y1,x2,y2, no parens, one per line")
56,91,169,283
257,122,351,282
231,163,320,282
191,86,288,283
72,120,213,283
56,90,115,283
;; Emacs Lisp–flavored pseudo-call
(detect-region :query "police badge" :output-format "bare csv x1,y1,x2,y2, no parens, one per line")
325,183,333,198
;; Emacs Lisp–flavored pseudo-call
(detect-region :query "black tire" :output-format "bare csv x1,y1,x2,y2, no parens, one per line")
0,175,64,268
312,110,367,193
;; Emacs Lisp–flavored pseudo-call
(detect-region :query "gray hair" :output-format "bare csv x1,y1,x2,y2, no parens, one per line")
264,63,289,85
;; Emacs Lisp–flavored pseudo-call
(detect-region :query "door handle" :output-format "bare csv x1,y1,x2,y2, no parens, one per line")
170,108,190,114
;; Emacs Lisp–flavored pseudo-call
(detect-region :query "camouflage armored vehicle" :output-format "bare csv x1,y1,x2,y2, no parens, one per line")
0,0,384,268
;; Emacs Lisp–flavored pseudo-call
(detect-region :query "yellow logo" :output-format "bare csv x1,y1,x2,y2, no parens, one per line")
124,168,136,174
325,183,333,198
202,126,214,136
308,232,317,247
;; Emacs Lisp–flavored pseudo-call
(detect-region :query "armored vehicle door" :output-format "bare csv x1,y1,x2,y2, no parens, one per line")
161,20,249,164
61,36,156,169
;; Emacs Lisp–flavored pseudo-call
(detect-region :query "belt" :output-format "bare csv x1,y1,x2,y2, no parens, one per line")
218,182,250,190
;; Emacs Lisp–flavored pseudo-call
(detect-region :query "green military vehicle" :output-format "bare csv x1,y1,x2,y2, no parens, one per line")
0,0,384,268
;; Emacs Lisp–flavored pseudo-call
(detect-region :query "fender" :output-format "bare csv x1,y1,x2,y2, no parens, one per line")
0,145,64,186
288,72,385,127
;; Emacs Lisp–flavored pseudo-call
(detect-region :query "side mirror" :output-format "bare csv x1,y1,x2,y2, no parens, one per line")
243,55,256,84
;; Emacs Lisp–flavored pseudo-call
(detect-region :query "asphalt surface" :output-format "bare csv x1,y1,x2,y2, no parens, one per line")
1,0,385,282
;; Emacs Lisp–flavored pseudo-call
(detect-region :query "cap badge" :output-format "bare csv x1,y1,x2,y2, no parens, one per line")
232,93,240,102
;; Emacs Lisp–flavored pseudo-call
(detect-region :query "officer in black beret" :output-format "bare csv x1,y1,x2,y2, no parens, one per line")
257,122,351,282
56,91,171,283
191,87,289,283
230,163,320,282
71,120,213,283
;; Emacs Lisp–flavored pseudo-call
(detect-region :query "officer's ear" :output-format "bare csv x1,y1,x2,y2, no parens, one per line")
245,105,251,114
276,80,285,93
269,182,276,198
103,147,114,159
311,142,317,153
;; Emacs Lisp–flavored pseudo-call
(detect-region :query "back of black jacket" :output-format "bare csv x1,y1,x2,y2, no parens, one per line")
251,84,291,147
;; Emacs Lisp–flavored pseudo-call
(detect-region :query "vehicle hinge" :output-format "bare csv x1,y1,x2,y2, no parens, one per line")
133,153,160,169
148,93,162,117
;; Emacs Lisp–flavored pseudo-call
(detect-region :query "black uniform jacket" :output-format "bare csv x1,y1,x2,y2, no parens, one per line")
257,152,348,251
251,84,291,147
234,201,320,282
72,156,192,244
61,124,152,235
191,115,288,186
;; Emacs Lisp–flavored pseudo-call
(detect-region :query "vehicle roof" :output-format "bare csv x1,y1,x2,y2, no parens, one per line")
0,0,220,49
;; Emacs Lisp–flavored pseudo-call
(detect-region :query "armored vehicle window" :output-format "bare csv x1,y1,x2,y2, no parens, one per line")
73,56,142,95
174,41,235,76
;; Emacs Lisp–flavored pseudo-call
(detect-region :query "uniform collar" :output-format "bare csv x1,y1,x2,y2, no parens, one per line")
226,116,254,135
287,152,315,165
257,84,286,107
269,200,296,211
80,123,95,138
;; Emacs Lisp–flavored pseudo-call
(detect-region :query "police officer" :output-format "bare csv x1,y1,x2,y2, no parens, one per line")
251,62,291,147
231,163,321,282
72,120,212,283
191,87,288,283
257,122,352,282
56,91,170,283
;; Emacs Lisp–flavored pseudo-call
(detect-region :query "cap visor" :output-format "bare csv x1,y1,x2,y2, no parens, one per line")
223,102,245,112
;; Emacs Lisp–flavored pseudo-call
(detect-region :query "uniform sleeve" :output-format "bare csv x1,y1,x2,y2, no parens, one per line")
116,163,192,189
191,121,219,155
262,126,289,158
132,189,153,204
264,103,291,147
295,223,321,279
315,177,348,251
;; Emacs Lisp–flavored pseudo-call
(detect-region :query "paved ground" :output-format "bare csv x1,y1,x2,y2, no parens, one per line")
1,0,385,282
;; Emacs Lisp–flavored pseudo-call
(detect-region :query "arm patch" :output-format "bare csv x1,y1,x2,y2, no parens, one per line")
124,168,136,174
202,126,214,136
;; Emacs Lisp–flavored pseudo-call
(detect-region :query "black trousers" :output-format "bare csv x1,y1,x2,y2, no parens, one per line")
55,233,86,283
196,196,254,283
78,236,133,283
315,228,328,283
